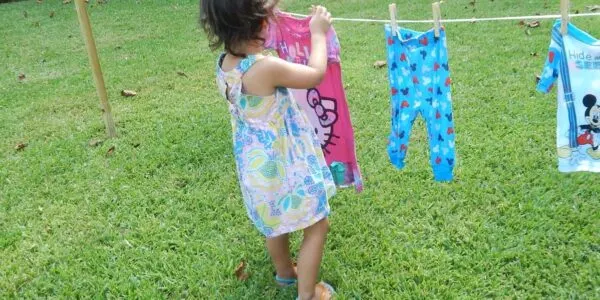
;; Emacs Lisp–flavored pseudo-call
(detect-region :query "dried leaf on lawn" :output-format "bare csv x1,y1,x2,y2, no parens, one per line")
177,71,188,77
234,261,249,281
18,73,26,81
15,143,28,151
106,146,115,156
121,90,137,97
587,5,600,12
373,60,387,68
89,139,103,147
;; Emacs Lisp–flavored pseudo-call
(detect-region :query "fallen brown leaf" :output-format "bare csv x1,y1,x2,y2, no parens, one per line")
234,261,249,281
36,0,42,3
106,146,115,156
121,90,137,97
89,139,103,147
175,179,188,188
177,71,188,77
530,52,538,57
587,5,600,12
535,75,541,84
49,11,55,18
15,143,28,151
63,0,72,3
373,60,387,68
18,73,26,81
525,20,540,28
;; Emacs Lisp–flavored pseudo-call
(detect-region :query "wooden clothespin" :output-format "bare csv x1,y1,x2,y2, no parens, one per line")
560,0,569,35
389,3,398,36
432,2,442,37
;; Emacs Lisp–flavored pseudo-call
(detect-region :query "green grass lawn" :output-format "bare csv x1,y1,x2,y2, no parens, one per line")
1,0,600,298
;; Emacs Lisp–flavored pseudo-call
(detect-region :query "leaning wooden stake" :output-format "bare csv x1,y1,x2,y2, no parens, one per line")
74,0,117,138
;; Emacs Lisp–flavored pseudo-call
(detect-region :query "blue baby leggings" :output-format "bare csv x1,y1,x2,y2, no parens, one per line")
385,25,456,182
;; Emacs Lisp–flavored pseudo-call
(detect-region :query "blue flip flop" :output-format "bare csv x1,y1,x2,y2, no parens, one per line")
275,263,297,287
275,275,297,287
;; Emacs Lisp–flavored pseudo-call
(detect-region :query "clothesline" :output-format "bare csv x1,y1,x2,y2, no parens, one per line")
287,12,600,24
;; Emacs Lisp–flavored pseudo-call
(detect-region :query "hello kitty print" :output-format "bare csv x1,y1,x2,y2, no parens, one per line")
305,88,338,153
265,12,363,191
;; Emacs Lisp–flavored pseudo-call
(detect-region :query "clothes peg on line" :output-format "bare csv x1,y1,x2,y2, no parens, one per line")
389,3,398,36
560,0,569,35
432,2,442,37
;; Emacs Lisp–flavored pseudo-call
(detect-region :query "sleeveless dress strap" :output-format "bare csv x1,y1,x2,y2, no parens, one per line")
236,55,258,74
216,54,260,121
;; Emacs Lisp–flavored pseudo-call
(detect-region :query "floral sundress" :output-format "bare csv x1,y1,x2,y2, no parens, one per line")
216,53,336,238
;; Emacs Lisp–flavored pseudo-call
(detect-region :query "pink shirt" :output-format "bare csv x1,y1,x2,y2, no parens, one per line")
266,12,363,192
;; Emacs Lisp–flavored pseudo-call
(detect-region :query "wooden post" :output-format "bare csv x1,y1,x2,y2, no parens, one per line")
560,0,569,35
389,3,398,36
74,0,117,138
432,2,442,37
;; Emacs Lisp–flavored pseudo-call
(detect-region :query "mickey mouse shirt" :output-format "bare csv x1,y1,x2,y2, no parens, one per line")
265,11,363,191
537,20,600,172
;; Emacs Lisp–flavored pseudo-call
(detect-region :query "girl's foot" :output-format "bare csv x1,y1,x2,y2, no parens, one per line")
275,264,297,287
297,282,336,300
314,282,335,299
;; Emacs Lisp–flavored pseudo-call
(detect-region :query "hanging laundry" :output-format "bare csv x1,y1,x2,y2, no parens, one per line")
537,20,600,172
384,25,456,182
265,11,363,192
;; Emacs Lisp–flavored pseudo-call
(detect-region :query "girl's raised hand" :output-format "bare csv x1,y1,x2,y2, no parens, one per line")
309,5,332,36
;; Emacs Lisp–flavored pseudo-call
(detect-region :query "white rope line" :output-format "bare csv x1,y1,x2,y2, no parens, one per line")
287,12,600,23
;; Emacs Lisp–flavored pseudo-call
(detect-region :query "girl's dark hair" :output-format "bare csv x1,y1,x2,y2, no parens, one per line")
200,0,276,57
